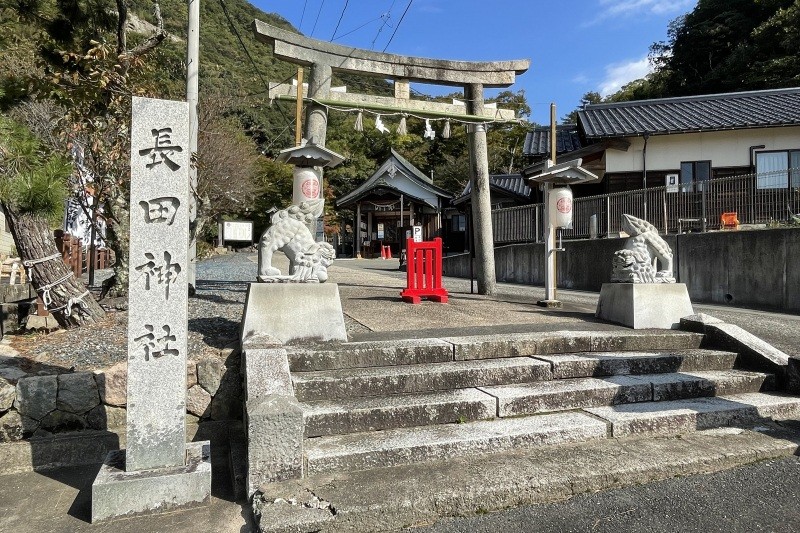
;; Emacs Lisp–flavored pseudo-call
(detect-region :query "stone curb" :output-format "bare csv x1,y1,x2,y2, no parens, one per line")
254,426,800,532
680,313,790,387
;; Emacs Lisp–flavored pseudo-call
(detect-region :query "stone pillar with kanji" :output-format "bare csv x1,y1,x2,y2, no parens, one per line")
91,97,211,522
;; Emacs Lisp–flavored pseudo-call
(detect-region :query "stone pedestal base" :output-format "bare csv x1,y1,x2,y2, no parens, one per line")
596,283,694,329
241,283,347,344
91,441,212,522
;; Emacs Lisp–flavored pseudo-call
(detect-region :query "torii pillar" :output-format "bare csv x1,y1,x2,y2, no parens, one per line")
254,20,529,295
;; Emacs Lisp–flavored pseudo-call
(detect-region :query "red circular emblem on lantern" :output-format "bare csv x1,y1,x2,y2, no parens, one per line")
301,178,320,199
556,197,572,214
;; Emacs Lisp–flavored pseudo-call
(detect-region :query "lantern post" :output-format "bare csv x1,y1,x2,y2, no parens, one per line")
524,158,599,308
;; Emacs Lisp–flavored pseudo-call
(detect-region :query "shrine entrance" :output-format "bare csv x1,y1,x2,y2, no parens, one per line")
337,150,452,258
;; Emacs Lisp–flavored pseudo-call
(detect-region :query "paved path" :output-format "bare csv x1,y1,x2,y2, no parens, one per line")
332,257,799,355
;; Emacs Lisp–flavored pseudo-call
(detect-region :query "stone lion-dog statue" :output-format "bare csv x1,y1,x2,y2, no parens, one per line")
257,199,335,283
611,214,675,283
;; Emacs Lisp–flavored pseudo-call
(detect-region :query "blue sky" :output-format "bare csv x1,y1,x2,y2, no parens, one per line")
251,0,698,125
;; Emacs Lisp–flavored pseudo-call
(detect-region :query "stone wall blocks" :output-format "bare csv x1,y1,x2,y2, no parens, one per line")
86,404,127,431
94,362,127,407
15,375,57,421
57,372,100,414
0,409,23,442
247,395,304,493
187,360,198,389
198,357,224,395
40,409,87,432
0,377,15,411
187,384,212,418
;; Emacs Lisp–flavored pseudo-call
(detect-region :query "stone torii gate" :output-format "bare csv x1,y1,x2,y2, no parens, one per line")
253,20,530,295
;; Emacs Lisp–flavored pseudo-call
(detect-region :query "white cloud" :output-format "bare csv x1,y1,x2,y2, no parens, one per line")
584,0,695,26
572,73,590,84
598,56,653,96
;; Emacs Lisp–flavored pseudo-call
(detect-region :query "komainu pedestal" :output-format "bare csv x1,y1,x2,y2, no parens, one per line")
596,283,694,329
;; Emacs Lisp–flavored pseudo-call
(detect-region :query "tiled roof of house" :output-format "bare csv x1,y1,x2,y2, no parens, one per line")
523,125,584,156
578,87,800,138
453,174,531,205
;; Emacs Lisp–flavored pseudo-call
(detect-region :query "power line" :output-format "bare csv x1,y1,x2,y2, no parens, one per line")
371,0,397,49
332,14,384,41
311,0,326,37
382,0,413,52
218,0,296,139
299,0,308,31
331,0,349,41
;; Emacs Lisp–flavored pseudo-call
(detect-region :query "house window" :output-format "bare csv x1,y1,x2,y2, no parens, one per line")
452,214,466,232
680,160,711,192
756,150,800,189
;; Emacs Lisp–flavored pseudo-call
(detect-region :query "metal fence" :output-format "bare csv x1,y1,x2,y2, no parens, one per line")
492,171,800,243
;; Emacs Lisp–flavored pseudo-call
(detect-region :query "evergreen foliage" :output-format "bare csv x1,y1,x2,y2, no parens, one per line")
0,116,69,222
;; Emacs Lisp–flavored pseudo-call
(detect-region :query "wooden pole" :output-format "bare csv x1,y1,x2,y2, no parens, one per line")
295,67,304,146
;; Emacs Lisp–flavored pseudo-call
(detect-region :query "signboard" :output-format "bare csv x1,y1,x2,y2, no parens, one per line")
666,174,679,193
377,223,385,240
412,226,423,243
223,220,254,242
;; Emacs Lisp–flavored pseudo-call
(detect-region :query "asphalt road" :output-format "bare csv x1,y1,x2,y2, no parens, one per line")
418,454,800,533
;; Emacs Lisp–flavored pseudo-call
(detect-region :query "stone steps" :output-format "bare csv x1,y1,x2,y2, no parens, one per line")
302,388,496,438
292,350,738,402
299,369,772,437
286,331,705,371
293,356,552,401
304,411,608,475
586,392,800,437
481,369,775,417
303,392,800,475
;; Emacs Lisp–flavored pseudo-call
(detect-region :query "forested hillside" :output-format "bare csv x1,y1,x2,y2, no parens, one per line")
565,0,800,120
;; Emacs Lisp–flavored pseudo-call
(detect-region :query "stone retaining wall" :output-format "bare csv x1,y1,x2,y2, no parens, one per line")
0,349,243,442
443,228,800,312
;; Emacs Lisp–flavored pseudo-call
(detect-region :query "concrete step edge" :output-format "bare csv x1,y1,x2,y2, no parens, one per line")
256,426,800,533
304,411,608,475
479,369,775,417
293,356,553,401
286,332,706,371
586,391,800,437
300,388,497,437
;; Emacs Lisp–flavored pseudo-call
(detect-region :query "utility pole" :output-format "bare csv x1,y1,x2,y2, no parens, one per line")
187,0,199,295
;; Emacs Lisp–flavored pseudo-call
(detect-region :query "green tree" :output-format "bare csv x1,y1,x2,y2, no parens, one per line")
561,91,603,124
0,116,106,327
648,0,799,97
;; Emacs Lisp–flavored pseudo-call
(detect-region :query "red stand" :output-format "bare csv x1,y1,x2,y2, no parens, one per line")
400,237,449,304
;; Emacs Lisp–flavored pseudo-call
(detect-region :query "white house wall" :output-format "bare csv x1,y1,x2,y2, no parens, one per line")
604,126,800,172
0,205,15,258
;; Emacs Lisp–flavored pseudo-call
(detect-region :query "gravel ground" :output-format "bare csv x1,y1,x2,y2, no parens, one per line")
7,252,369,372
8,253,256,372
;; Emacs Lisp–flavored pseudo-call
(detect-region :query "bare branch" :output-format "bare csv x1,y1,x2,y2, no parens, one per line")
124,1,166,60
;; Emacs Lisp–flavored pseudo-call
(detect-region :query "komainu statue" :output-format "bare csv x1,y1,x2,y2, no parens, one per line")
611,214,675,283
257,199,335,283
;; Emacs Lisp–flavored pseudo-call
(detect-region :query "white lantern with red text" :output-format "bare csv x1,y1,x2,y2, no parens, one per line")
293,166,322,203
549,186,573,229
